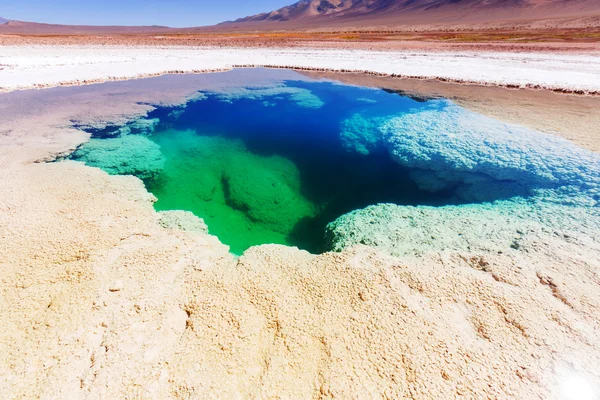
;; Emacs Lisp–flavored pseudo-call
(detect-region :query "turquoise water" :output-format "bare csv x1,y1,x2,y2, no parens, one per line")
70,73,600,255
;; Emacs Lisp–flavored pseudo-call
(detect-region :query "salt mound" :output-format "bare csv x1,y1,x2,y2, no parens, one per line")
327,101,600,257
158,210,208,234
70,134,165,180
381,101,600,205
206,86,324,109
325,202,529,257
223,152,315,234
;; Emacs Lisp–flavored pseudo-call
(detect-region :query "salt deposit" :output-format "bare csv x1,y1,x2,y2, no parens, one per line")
1,45,600,93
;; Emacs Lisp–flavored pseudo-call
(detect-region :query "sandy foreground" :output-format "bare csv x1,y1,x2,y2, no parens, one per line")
1,46,600,399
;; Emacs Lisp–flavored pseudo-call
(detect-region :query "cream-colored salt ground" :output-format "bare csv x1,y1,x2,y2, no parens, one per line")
1,70,599,399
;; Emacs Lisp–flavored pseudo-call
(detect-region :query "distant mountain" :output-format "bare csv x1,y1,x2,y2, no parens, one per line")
234,0,355,22
1,0,599,35
0,19,173,35
229,0,600,29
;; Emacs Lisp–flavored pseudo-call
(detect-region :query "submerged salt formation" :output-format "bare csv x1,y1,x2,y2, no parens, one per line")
326,101,600,256
223,152,315,234
339,101,600,204
205,85,324,109
380,101,600,205
339,113,384,155
146,132,317,254
73,117,160,139
70,134,165,180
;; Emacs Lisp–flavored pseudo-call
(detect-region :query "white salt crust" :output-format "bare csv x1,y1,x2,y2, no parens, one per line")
1,45,599,93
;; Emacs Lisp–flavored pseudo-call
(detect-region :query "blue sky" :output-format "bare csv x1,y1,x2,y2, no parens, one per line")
0,0,294,27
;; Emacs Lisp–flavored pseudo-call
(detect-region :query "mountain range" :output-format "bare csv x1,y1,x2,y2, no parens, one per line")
0,19,170,34
230,0,600,29
1,0,599,34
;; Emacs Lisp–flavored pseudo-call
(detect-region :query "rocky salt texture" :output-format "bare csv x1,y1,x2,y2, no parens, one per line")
380,101,600,205
3,162,599,398
70,134,165,180
158,210,209,234
325,201,600,257
1,70,600,398
74,117,161,138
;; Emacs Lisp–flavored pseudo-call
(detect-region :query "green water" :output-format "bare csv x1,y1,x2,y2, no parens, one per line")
147,131,316,253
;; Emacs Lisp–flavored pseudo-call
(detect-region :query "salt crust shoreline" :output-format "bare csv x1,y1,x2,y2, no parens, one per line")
1,45,600,94
1,67,600,397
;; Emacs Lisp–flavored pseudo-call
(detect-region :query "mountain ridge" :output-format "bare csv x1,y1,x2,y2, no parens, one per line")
1,0,600,35
0,19,173,34
229,0,600,28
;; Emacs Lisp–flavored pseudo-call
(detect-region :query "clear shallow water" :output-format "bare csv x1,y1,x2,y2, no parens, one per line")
69,73,600,255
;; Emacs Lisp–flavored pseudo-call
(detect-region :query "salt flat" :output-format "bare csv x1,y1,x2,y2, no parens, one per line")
1,45,600,93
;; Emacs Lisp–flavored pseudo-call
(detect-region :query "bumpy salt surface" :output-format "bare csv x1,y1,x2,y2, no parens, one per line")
326,101,600,257
381,101,600,204
70,135,164,180
69,76,600,257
